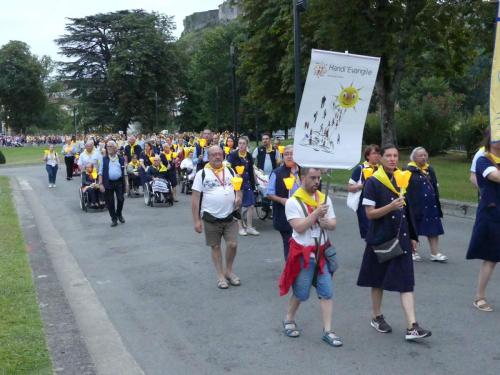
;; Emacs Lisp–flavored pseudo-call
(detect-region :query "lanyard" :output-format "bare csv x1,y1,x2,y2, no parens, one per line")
212,168,226,188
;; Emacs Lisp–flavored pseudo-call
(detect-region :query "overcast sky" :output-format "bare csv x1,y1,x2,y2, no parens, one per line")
0,0,224,60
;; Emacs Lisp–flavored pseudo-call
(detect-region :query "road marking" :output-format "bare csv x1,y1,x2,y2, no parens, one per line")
13,177,145,375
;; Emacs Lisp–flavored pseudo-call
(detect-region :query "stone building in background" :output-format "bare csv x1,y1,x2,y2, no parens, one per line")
182,0,241,35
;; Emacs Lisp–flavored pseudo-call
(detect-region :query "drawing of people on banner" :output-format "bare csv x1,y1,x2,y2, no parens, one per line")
299,83,363,154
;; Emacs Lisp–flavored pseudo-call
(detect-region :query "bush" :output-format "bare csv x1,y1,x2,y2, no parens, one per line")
0,149,5,164
396,77,463,155
455,107,489,160
363,112,381,145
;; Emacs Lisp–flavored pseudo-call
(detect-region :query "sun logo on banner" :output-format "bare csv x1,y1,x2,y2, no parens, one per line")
313,62,327,78
337,84,362,109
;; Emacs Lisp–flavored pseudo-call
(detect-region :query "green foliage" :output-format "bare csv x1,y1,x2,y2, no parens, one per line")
0,177,52,373
178,22,243,132
57,10,180,132
238,0,295,132
363,113,381,146
0,41,47,132
0,150,5,164
456,107,489,160
396,77,463,154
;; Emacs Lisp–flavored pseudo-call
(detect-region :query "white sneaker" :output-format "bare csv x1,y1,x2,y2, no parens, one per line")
238,228,247,236
412,252,423,262
52,184,56,188
246,227,260,236
430,253,448,262
48,184,52,188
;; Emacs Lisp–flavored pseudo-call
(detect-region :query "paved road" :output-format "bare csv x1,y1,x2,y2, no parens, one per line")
2,165,500,375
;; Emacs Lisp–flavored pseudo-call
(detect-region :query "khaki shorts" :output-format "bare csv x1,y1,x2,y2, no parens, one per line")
203,218,238,247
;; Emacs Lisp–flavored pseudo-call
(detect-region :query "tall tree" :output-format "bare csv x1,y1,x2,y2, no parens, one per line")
238,0,295,133
56,10,180,132
178,23,243,132
0,41,46,133
238,0,494,145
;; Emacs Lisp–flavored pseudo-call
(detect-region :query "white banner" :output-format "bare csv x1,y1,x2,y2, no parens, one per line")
293,49,380,169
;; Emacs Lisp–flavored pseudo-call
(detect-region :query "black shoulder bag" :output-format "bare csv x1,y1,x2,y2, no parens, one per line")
372,211,404,263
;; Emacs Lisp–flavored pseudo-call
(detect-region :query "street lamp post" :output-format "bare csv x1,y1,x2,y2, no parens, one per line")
293,0,308,119
230,43,238,136
73,106,77,136
155,91,159,130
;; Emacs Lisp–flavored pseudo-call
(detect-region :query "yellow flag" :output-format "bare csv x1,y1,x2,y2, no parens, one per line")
491,4,500,143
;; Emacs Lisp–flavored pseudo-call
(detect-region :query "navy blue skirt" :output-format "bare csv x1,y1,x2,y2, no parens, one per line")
466,207,500,262
357,245,415,293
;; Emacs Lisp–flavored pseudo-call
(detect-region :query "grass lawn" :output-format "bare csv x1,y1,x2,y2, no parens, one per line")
0,176,52,374
0,146,48,166
325,151,475,202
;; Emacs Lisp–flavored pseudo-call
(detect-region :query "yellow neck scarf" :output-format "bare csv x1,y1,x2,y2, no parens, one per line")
373,168,400,197
363,161,378,170
159,163,168,172
129,160,140,168
266,146,273,154
408,161,429,174
205,163,224,174
486,152,500,165
238,150,247,158
292,187,325,208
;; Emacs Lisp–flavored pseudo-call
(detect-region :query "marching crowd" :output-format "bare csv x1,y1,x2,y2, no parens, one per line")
39,128,500,348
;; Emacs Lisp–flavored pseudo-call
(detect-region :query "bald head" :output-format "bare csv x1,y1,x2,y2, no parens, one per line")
207,145,223,169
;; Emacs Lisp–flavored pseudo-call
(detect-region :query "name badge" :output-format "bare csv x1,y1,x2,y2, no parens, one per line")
311,225,320,239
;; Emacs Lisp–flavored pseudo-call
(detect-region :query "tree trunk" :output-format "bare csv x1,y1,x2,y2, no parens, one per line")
375,61,396,147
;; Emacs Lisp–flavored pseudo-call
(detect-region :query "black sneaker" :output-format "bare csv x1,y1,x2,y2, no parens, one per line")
117,215,125,223
110,220,118,227
405,323,432,341
370,315,392,333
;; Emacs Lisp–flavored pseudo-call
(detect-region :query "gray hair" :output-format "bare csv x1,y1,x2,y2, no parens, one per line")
107,140,117,148
409,147,427,162
207,145,222,157
284,145,293,152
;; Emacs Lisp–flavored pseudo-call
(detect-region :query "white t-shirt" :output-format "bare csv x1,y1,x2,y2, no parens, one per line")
470,148,485,173
180,157,194,171
285,195,335,247
192,167,236,219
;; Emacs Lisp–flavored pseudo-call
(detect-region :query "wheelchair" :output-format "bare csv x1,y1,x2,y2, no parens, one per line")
179,168,194,195
143,178,174,207
79,185,105,212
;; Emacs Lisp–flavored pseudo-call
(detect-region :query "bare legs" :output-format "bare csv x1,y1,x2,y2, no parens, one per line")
286,296,333,332
210,241,237,280
371,288,383,317
400,292,417,329
371,288,417,329
476,261,496,300
428,236,439,256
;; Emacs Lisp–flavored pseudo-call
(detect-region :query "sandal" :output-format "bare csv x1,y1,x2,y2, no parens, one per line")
225,274,241,286
473,298,493,312
217,279,229,289
283,320,300,338
322,331,343,347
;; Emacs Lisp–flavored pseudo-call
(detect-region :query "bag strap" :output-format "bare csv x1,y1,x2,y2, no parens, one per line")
294,197,324,259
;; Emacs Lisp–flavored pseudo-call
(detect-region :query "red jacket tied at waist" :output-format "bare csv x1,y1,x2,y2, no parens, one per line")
279,238,331,296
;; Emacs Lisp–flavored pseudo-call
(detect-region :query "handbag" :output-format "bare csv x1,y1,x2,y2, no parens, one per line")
346,171,362,211
346,190,361,211
372,213,404,263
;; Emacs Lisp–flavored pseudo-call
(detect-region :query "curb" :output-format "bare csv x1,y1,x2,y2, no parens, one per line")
327,184,477,220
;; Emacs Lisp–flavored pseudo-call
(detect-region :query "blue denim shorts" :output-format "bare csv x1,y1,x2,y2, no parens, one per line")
292,256,333,301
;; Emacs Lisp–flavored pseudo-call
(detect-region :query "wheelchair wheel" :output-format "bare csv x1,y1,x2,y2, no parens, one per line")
144,183,152,206
79,189,87,212
254,192,268,220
